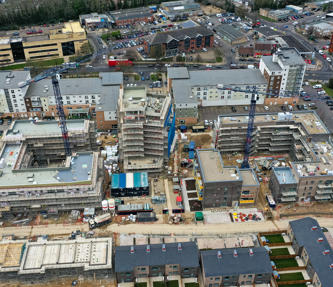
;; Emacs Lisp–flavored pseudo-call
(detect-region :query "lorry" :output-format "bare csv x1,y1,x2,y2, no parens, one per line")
89,213,112,229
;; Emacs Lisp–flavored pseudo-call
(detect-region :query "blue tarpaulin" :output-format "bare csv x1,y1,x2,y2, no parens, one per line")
189,141,195,151
111,174,119,189
119,173,126,189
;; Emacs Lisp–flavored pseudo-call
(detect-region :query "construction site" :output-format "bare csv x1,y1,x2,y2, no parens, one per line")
0,119,104,215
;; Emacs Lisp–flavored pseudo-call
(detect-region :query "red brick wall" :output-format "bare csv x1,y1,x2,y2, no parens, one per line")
116,16,153,26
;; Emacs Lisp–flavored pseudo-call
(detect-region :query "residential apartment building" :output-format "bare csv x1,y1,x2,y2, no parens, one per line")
144,26,213,57
25,72,122,131
109,7,154,26
201,248,272,287
0,119,103,214
118,87,175,173
288,217,333,287
194,149,259,207
0,22,87,65
269,167,298,203
0,71,31,114
115,242,199,283
259,48,306,96
168,67,267,125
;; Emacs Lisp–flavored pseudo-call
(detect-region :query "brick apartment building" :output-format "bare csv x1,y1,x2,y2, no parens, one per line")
144,26,213,57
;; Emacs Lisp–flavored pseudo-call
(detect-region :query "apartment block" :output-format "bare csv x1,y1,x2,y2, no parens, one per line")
201,248,272,287
0,238,112,281
288,217,333,287
25,72,122,131
269,167,298,203
259,48,306,96
0,119,103,214
0,22,87,65
168,67,267,125
0,71,31,114
194,149,259,207
144,26,213,57
115,242,199,283
118,87,174,173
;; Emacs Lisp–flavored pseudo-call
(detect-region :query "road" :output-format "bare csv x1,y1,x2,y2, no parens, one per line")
2,217,333,238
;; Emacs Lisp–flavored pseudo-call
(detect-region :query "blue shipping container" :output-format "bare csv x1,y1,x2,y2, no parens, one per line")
111,174,119,189
119,173,126,189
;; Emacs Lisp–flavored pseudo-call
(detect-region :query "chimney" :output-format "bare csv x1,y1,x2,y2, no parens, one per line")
178,243,182,252
130,246,135,254
249,248,254,256
233,249,238,258
217,251,222,259
311,226,318,231
323,250,330,255
146,245,151,253
162,244,166,252
317,237,324,243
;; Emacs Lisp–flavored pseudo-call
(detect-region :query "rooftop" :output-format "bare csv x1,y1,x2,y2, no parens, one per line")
167,67,189,79
115,242,199,272
20,238,112,274
275,48,306,66
217,111,329,135
0,241,25,270
214,24,246,41
196,149,241,182
280,35,312,53
255,26,282,37
239,169,259,186
109,7,153,21
272,167,297,185
201,247,272,277
261,56,282,72
0,70,30,89
290,217,333,287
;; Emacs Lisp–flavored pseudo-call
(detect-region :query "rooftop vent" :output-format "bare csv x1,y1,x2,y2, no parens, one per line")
130,246,134,254
162,244,166,252
217,250,222,259
146,245,151,253
178,243,182,252
249,248,254,256
317,237,324,243
233,249,238,258
311,226,318,231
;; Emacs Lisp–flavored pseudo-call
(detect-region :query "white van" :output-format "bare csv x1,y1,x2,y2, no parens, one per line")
313,84,322,89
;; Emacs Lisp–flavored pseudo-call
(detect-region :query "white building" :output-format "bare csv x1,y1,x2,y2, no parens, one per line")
0,71,31,114
259,48,306,97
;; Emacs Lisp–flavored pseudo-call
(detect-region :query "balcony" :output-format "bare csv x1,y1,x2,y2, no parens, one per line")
281,197,297,202
316,189,333,195
282,191,297,197
315,194,332,201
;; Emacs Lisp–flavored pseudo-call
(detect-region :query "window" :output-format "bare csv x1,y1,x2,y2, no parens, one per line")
204,36,211,47
184,37,190,50
173,265,178,269
196,35,202,48
140,267,146,271
152,266,159,271
215,277,219,281
245,95,248,98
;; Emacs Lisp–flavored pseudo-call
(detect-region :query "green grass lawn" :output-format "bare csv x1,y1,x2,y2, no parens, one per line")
167,280,179,287
0,58,64,71
135,283,147,287
278,284,306,287
265,234,285,243
153,282,165,287
259,15,277,22
278,272,304,281
184,284,199,287
323,85,333,97
274,258,299,268
271,248,290,256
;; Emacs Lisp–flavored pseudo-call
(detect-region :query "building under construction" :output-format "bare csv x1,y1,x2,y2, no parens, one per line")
0,237,112,281
118,87,175,173
0,119,104,214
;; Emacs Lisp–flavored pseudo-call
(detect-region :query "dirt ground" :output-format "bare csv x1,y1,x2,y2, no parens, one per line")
200,4,223,15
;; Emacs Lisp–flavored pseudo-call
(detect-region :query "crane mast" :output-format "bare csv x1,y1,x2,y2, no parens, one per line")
52,74,71,156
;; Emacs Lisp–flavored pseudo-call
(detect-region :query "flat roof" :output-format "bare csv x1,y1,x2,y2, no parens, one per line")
6,120,86,138
272,167,297,184
239,169,259,186
218,111,329,135
20,238,112,274
0,242,25,269
0,143,94,188
197,149,241,182
0,70,30,89
167,67,189,79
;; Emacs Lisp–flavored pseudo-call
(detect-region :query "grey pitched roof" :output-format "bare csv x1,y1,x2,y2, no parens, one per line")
115,242,199,272
261,56,282,72
290,217,333,287
281,35,312,53
100,72,123,85
255,26,282,37
201,247,272,277
0,70,30,89
167,67,189,79
214,24,245,42
148,26,213,46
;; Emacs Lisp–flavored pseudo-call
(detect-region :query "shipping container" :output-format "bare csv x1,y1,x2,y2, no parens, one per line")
137,212,157,222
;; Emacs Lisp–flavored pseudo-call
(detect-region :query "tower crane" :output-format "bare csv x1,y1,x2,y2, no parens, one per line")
19,65,74,156
216,85,300,168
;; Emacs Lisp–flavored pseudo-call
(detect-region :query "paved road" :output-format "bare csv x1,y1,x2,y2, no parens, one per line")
2,217,333,238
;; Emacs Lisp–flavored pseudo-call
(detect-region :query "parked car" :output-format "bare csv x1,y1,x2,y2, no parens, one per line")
318,90,326,95
303,96,311,101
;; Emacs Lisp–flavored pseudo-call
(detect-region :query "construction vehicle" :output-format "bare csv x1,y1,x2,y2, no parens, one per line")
89,213,112,229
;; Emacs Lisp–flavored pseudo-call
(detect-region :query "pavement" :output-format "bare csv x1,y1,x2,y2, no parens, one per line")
2,216,333,238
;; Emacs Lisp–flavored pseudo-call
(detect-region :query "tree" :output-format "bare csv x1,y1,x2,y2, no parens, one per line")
149,45,163,59
328,78,333,90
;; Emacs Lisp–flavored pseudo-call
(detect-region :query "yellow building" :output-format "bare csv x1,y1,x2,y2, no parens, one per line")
0,22,87,65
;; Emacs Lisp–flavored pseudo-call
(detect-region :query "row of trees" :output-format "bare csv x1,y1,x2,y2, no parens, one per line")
0,0,163,30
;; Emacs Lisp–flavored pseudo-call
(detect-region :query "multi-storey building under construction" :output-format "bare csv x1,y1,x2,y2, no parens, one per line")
0,119,104,214
118,87,175,173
